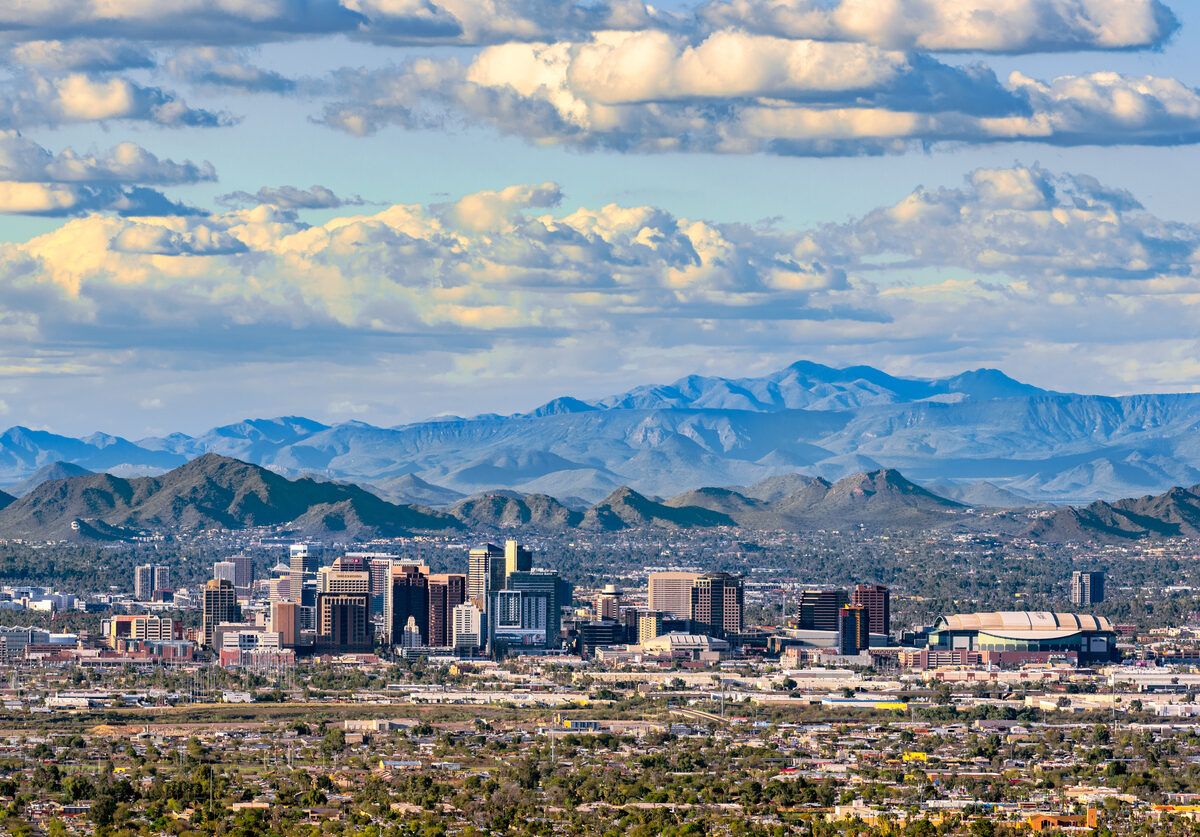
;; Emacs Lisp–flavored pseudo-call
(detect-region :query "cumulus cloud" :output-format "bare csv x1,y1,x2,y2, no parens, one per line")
0,0,671,48
217,185,366,209
0,133,211,217
0,186,855,360
0,0,1175,52
0,73,230,129
5,167,1194,366
697,0,1179,53
809,164,1196,280
0,183,200,217
0,132,215,185
0,171,1199,414
317,33,1200,155
0,1,367,46
164,47,298,93
4,39,155,72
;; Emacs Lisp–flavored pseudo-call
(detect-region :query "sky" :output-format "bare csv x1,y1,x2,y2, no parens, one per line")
1,0,1200,437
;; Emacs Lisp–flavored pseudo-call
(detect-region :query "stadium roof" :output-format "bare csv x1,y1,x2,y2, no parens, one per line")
933,611,1113,640
642,632,731,652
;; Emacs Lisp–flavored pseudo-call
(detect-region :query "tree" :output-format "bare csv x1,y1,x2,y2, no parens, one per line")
90,796,117,828
321,728,346,756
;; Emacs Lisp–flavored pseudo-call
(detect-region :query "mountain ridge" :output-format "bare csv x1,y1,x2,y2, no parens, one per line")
0,361,1197,505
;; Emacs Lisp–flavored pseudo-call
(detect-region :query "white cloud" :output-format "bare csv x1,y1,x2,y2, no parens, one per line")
320,37,1200,155
164,47,297,93
0,132,215,185
0,169,1197,422
4,39,155,72
218,184,365,210
0,185,853,360
0,72,229,129
697,0,1179,53
810,164,1196,280
0,167,1192,373
0,133,211,216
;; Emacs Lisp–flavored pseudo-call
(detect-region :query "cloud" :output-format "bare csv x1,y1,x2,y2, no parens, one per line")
0,0,672,48
0,73,231,129
0,186,855,362
0,170,1199,414
808,164,1196,280
0,132,215,185
4,39,156,72
0,0,1172,53
317,34,1200,155
697,0,1180,53
0,1,367,46
217,185,366,210
0,133,212,217
0,183,201,217
109,222,247,254
164,47,298,93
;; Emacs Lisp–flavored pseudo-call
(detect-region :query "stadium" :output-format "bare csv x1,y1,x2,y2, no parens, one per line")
927,611,1118,664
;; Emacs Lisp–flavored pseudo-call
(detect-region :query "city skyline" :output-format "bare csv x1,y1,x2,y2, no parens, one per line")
0,2,1197,434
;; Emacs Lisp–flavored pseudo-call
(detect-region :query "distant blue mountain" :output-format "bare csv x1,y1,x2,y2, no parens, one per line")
0,361,1196,504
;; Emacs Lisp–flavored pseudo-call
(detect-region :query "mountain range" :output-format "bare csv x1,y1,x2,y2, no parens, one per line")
0,454,978,541
3,360,1200,505
2,452,1198,543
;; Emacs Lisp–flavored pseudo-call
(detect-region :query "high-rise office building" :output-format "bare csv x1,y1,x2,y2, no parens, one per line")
837,605,870,655
648,572,700,619
367,556,394,619
637,611,665,645
468,543,507,602
851,584,890,635
453,602,482,651
799,589,849,632
213,561,237,585
578,620,624,657
289,543,320,603
401,616,423,648
316,593,372,650
389,565,429,645
504,539,532,578
267,576,290,603
134,564,154,601
202,579,238,647
152,565,171,594
319,559,370,596
270,601,299,647
488,589,550,652
428,573,467,647
1070,571,1105,606
507,570,563,649
596,584,620,620
690,573,744,639
231,554,254,590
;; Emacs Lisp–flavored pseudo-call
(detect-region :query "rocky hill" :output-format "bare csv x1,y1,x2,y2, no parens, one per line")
1029,484,1200,541
2,461,94,498
0,454,459,540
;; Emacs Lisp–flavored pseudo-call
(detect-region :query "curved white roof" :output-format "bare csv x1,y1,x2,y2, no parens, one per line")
642,632,731,652
934,611,1112,639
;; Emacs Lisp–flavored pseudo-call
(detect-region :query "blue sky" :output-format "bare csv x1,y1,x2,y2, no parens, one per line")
1,0,1200,436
